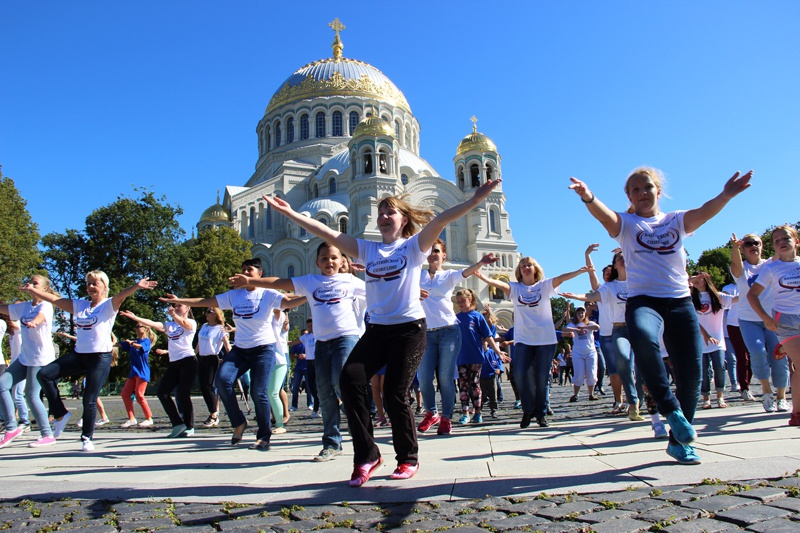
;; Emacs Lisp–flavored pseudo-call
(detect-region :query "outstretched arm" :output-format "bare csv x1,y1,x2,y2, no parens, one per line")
159,293,220,309
280,294,307,310
473,270,511,297
584,244,601,291
418,179,502,252
263,195,359,258
118,310,165,333
683,171,752,234
111,278,158,312
462,253,501,278
568,178,621,237
560,291,602,303
18,284,73,314
228,274,295,292
552,266,592,290
729,233,745,279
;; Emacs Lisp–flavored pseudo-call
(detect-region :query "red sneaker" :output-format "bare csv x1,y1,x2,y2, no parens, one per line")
349,457,383,487
417,411,441,433
789,413,800,427
390,462,419,480
437,416,452,435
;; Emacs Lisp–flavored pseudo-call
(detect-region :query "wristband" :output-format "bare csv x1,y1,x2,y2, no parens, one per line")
581,193,595,204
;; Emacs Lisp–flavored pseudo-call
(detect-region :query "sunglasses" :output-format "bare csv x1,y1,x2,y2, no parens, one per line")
743,241,761,247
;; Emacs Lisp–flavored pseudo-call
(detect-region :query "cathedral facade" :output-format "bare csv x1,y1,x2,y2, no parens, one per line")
198,21,520,330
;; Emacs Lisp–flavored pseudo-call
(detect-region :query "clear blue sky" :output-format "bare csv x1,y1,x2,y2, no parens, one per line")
2,2,797,294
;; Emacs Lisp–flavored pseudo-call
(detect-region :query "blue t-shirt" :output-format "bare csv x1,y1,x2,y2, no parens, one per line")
456,310,492,365
481,348,503,379
121,338,151,382
504,327,515,360
291,342,307,372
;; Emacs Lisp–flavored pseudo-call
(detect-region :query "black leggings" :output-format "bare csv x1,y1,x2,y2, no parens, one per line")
157,357,197,429
197,355,220,413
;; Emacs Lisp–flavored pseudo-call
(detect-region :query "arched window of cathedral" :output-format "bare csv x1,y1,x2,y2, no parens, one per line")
274,121,281,147
378,152,388,175
332,111,343,137
249,207,255,239
329,178,337,194
318,217,328,227
457,166,465,190
485,164,493,181
489,209,497,233
299,227,307,238
349,111,359,135
315,112,326,138
395,120,400,139
339,217,348,234
502,254,507,268
288,265,295,278
286,117,294,143
401,174,408,185
300,114,309,140
265,127,271,152
404,129,411,148
470,164,480,187
364,151,373,175
381,114,390,123
265,204,272,230
313,183,319,199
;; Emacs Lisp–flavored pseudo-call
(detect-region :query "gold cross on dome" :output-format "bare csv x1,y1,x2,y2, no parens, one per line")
470,115,478,133
329,18,346,59
329,18,345,38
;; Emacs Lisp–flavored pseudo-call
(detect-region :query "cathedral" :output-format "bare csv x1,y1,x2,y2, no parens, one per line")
197,20,520,330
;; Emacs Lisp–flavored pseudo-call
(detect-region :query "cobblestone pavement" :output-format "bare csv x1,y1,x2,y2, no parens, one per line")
3,378,798,532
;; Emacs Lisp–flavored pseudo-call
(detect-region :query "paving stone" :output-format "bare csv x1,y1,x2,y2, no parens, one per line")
745,517,800,532
452,510,506,524
290,504,356,520
655,491,698,504
680,494,757,513
618,498,671,513
498,499,557,514
736,487,788,502
468,496,510,510
590,517,653,533
585,489,657,505
177,510,230,526
117,517,177,530
775,477,800,488
663,517,741,532
767,497,800,512
271,518,328,533
58,519,118,531
637,504,702,524
520,522,591,533
218,515,290,530
714,504,792,526
391,519,460,532
685,485,729,497
535,500,604,519
446,527,489,533
481,513,552,532
577,508,637,523
225,507,280,520
172,526,219,533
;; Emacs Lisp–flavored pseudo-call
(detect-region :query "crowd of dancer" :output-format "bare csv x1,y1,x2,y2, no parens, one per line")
2,166,799,485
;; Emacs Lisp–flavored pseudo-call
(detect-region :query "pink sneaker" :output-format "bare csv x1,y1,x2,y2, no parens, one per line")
418,411,441,433
0,427,23,449
437,416,452,435
349,457,383,487
29,436,57,448
390,462,419,480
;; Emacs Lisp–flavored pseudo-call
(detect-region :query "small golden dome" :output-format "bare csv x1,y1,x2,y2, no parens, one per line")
352,115,395,139
200,193,231,223
456,116,497,155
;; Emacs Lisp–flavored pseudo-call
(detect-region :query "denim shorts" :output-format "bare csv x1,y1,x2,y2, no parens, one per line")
775,312,800,343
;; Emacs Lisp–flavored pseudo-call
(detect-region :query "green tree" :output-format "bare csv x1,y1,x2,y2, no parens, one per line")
696,246,732,288
0,168,41,301
41,229,88,302
178,226,252,304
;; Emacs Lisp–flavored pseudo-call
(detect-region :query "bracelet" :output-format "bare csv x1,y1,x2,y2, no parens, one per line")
581,193,595,204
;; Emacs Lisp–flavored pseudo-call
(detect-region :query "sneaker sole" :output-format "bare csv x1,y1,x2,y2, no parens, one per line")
666,447,701,465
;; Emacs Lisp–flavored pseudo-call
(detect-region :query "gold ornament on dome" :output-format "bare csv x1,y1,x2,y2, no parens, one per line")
265,59,411,114
456,116,497,155
352,115,395,138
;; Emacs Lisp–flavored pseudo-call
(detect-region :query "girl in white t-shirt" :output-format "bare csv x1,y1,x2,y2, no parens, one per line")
120,303,198,438
563,307,601,402
475,257,591,429
0,275,58,449
264,179,501,487
569,166,751,465
196,308,231,428
23,271,158,452
690,272,735,409
747,225,800,426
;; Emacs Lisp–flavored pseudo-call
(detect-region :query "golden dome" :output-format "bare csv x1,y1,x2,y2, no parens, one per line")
352,115,395,139
456,116,497,155
200,194,231,223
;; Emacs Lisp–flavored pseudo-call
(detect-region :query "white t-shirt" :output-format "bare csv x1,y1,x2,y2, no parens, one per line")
568,321,598,354
358,234,428,325
752,258,800,314
420,268,465,329
300,332,316,361
292,273,366,341
197,323,226,356
695,292,733,354
510,279,558,346
73,298,118,353
271,311,288,365
165,320,196,362
216,288,283,349
0,320,6,363
9,321,22,361
615,211,690,298
597,280,628,336
735,259,775,322
722,283,739,328
7,301,56,367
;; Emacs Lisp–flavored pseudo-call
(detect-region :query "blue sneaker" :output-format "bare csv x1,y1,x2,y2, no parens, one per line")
513,400,522,409
665,409,696,444
471,413,483,424
458,414,470,424
666,443,701,465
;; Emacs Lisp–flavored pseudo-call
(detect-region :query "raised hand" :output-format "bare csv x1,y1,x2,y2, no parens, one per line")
480,253,501,265
136,278,158,291
473,178,502,203
119,310,138,320
722,171,753,200
228,274,249,289
568,177,594,202
262,194,294,215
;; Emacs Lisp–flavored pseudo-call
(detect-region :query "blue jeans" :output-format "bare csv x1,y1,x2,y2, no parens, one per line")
723,338,738,389
290,366,311,408
702,349,726,394
38,350,111,440
418,324,461,419
315,335,359,450
611,325,640,406
599,335,618,375
513,343,556,417
595,342,606,389
216,343,275,441
0,361,51,436
626,296,702,436
739,319,788,388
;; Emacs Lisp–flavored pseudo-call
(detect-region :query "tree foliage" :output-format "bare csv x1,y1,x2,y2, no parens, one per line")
0,168,41,301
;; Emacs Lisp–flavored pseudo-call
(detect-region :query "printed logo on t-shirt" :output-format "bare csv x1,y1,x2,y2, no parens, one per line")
233,302,260,319
635,227,680,255
699,302,711,314
75,315,98,330
517,289,542,308
615,290,628,302
167,325,185,340
366,256,407,282
778,269,800,292
312,285,349,305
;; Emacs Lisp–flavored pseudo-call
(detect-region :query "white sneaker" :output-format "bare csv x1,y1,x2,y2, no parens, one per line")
763,393,777,413
95,418,110,427
18,423,31,433
777,399,790,412
138,419,154,428
81,436,95,452
119,419,138,428
52,412,72,438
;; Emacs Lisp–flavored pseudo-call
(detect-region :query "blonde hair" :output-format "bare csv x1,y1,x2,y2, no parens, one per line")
742,233,762,243
624,167,669,213
455,288,478,310
514,256,544,283
30,274,60,297
481,306,497,326
206,307,226,327
85,270,110,297
378,195,434,238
